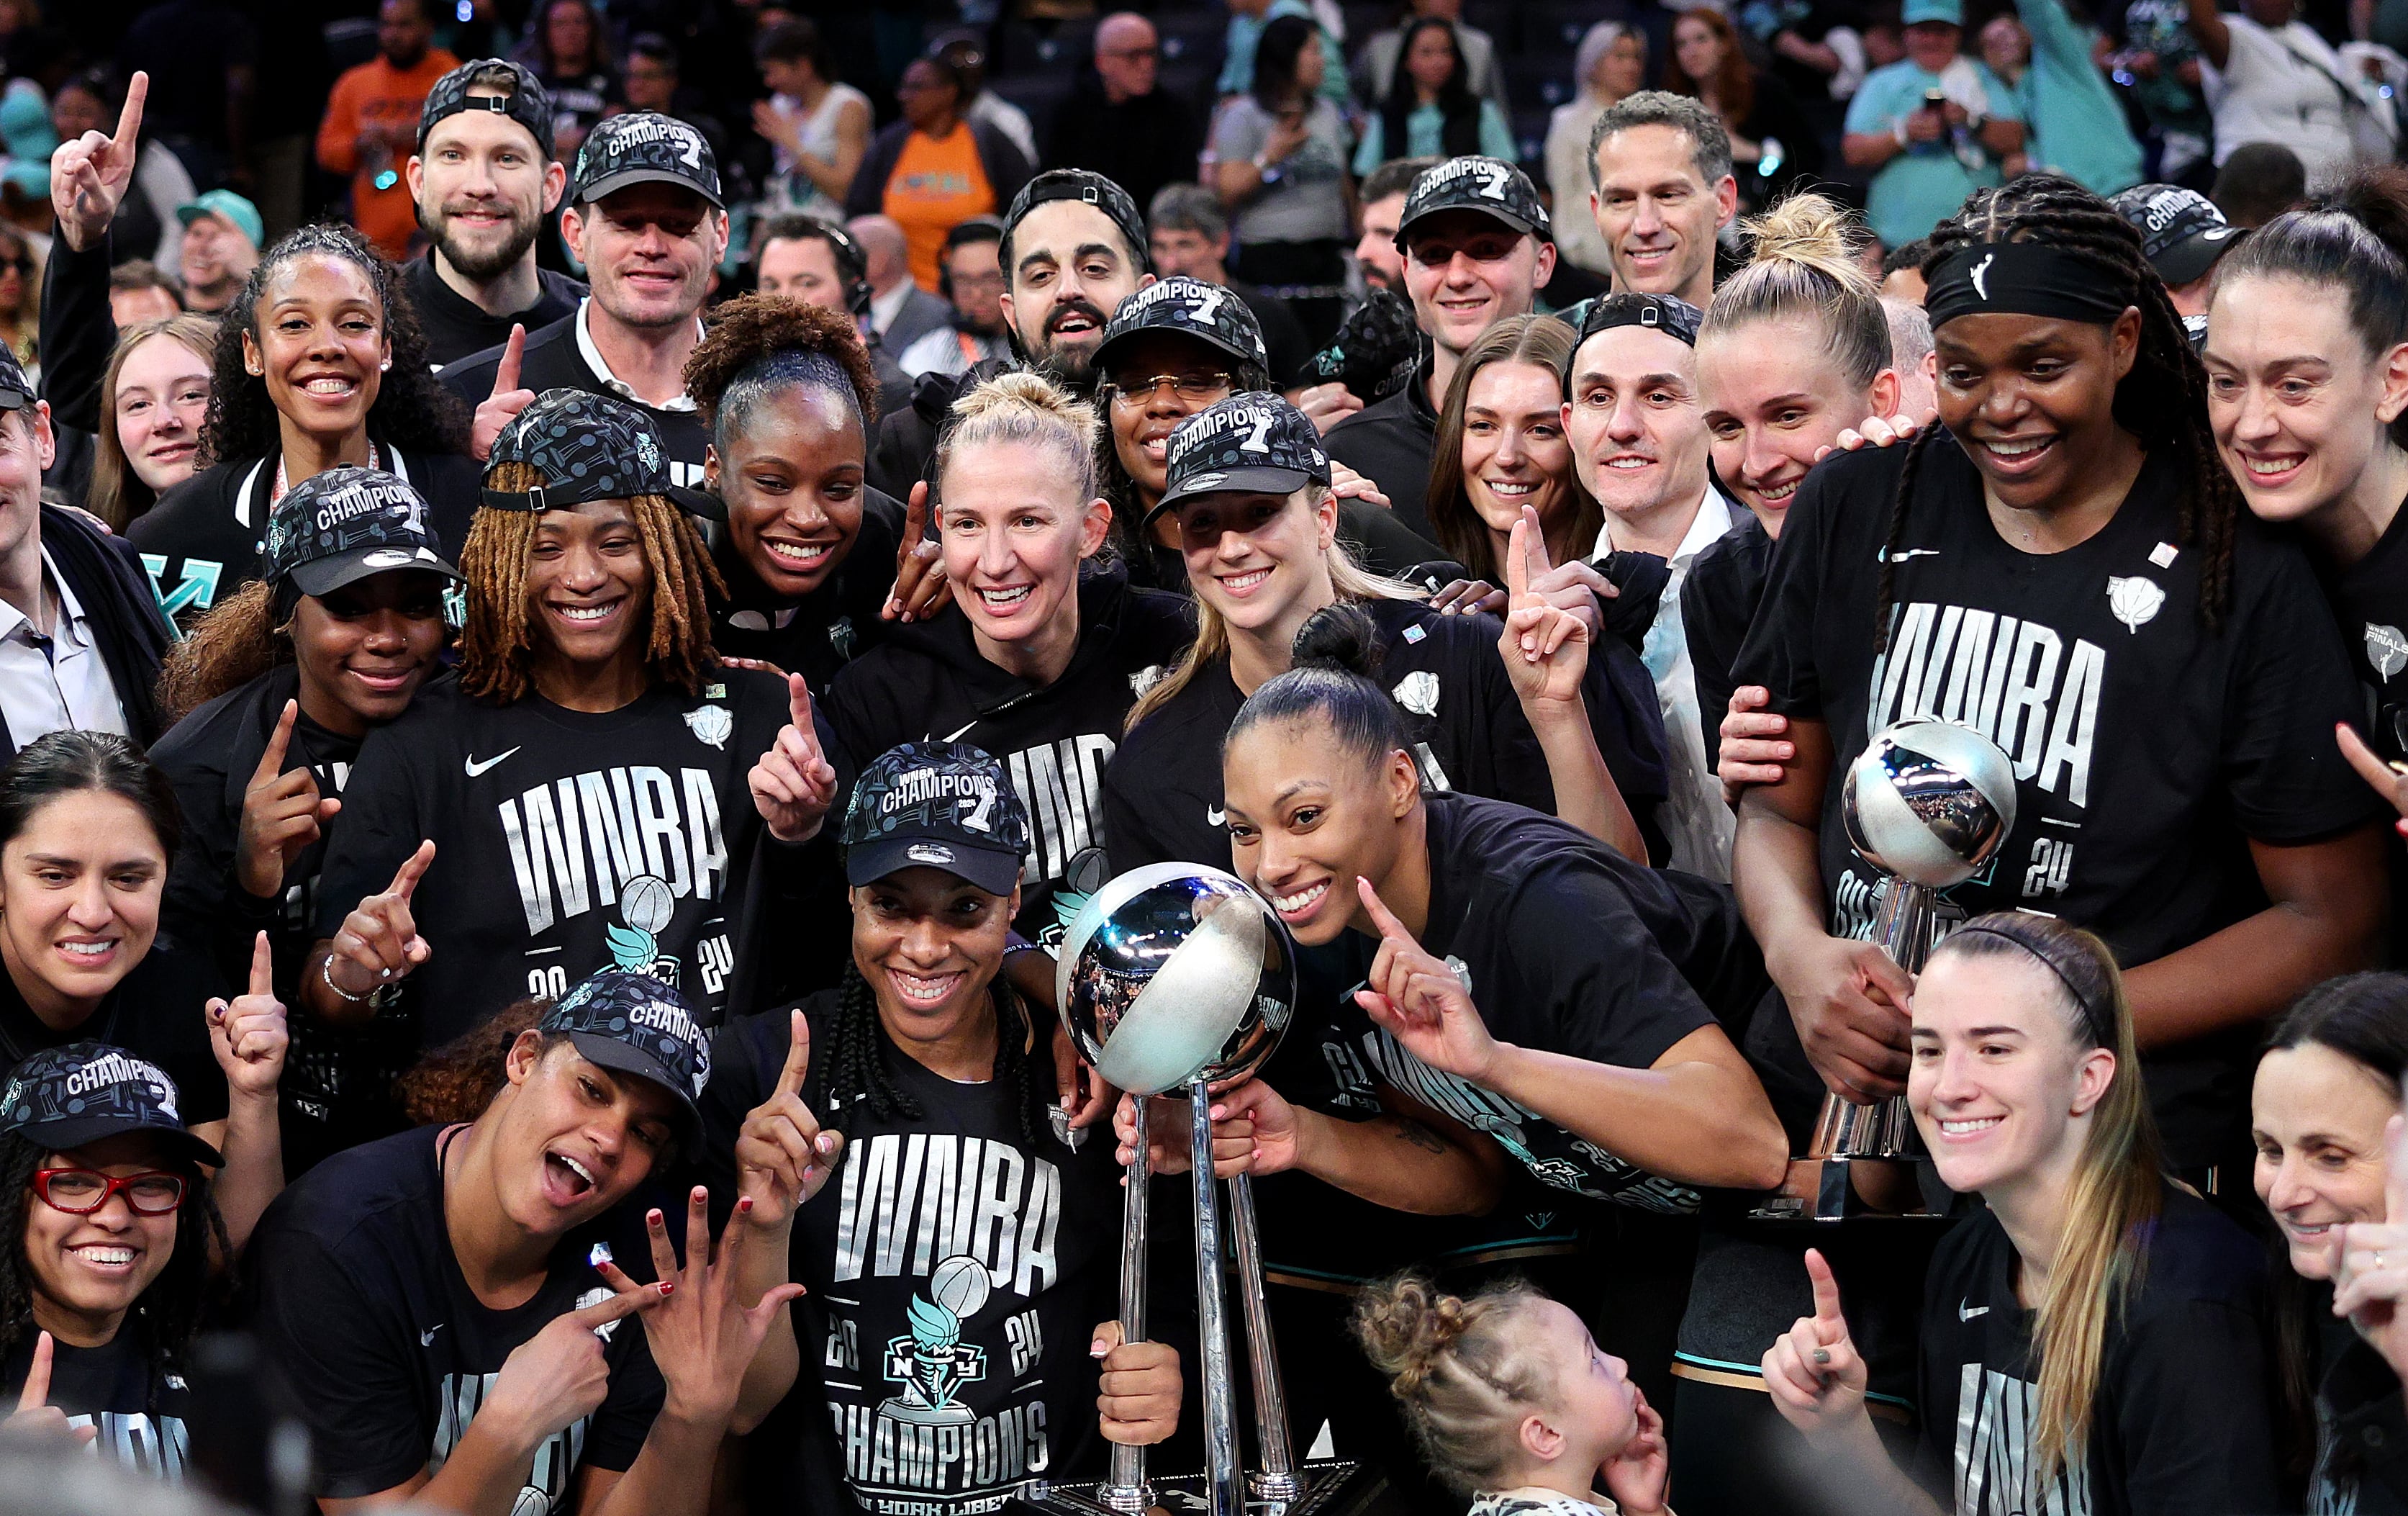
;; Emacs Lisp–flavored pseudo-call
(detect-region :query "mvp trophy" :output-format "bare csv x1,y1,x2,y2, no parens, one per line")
1015,863,1372,1516
1765,718,2018,1222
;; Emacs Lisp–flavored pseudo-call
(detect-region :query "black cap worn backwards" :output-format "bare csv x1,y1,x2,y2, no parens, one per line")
841,742,1032,896
418,58,556,159
0,1042,223,1169
1095,276,1269,376
483,389,725,521
571,111,723,209
539,970,712,1149
1151,392,1331,525
2109,182,2242,289
1565,292,1703,385
1394,155,1550,251
1004,168,1151,273
266,465,463,599
0,340,33,412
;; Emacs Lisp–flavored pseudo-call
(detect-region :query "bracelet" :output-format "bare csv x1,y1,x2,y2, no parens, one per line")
321,955,371,1004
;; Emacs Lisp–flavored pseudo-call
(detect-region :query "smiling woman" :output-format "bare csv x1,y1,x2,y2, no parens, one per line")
86,316,215,533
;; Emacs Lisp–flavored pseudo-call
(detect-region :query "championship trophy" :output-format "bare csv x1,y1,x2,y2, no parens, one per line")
1014,864,1375,1516
1763,718,2018,1222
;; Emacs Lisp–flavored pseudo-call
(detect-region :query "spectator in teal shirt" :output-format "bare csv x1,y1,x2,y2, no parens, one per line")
1842,0,2028,248
1982,0,2144,198
1218,0,1352,108
1353,17,1516,173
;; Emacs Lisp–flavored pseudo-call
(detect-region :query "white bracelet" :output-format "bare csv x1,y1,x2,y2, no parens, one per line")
321,955,371,1004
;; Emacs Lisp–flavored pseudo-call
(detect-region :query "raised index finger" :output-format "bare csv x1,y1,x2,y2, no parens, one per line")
1503,515,1530,599
1354,876,1413,944
787,672,815,733
1805,1247,1845,1327
248,929,275,1000
775,1007,812,1098
1518,504,1554,579
111,73,147,163
902,481,931,552
389,839,437,899
253,699,300,787
16,1331,50,1412
493,323,526,397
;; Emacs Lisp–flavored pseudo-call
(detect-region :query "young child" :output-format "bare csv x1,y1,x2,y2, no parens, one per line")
1355,1274,1673,1516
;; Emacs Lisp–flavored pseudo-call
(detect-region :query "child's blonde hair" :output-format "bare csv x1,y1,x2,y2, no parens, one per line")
1353,1273,1558,1494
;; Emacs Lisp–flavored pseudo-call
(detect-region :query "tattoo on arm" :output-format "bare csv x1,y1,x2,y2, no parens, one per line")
1390,1119,1450,1155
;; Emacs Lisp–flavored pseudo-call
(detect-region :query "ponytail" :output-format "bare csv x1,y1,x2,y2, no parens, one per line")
1701,191,1890,393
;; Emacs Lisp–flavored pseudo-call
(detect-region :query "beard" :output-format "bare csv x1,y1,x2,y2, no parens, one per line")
1018,298,1112,392
430,204,542,283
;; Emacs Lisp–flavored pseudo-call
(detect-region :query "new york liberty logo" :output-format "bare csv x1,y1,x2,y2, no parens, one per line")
879,1255,992,1425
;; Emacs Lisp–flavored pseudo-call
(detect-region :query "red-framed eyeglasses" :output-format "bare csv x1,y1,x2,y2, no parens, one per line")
32,1168,186,1216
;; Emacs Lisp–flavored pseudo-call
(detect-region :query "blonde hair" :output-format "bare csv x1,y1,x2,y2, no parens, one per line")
1354,1273,1557,1495
1126,483,1421,730
1701,191,1891,392
932,369,1102,507
90,315,219,531
1928,912,2164,1494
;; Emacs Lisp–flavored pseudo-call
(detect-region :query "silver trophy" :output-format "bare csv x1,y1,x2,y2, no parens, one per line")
1775,718,2018,1221
1022,862,1354,1516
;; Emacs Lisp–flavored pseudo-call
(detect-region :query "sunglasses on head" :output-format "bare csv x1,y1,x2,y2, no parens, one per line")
33,1166,187,1216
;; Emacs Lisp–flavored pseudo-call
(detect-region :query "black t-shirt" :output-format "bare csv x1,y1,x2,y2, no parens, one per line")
820,565,1192,948
245,1125,664,1505
1,1322,192,1480
125,446,481,627
1101,597,1559,876
1682,512,1775,769
404,252,588,371
311,672,802,1047
700,992,1123,1516
0,939,229,1129
1734,438,2384,1167
440,310,710,491
1912,1184,2280,1515
2328,495,2408,763
710,487,906,696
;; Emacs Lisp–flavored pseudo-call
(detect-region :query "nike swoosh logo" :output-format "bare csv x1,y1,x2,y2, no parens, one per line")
465,747,522,778
1887,548,1941,561
420,1324,444,1346
1958,1301,1988,1322
1208,806,1226,827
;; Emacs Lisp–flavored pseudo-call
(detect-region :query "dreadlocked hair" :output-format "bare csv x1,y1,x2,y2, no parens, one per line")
0,1130,228,1414
806,962,1054,1150
458,464,726,703
1353,1273,1557,1495
1877,173,2239,652
153,579,291,722
397,998,564,1125
203,223,468,464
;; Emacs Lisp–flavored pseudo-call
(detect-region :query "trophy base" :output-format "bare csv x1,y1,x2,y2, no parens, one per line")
1746,1155,1950,1222
1011,1461,1390,1516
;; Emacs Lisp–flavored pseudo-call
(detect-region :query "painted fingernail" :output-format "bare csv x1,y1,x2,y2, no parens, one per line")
1091,1340,1110,1358
1811,1348,1831,1365
648,1209,664,1225
737,1196,754,1214
658,1281,674,1296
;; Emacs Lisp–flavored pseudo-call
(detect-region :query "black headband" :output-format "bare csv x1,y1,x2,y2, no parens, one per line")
1945,922,2114,1048
1924,243,2135,332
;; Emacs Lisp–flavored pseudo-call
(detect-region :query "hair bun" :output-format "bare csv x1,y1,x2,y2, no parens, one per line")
2323,164,2408,261
1352,1273,1473,1397
1290,603,1384,680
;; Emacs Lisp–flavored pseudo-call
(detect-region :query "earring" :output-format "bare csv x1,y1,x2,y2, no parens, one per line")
379,358,391,372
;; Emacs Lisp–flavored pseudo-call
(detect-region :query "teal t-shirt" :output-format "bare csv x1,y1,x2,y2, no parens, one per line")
1352,97,1518,173
1845,60,2024,247
2015,0,2145,196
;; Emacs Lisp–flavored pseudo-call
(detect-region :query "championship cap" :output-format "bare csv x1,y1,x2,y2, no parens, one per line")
1151,392,1331,523
538,971,712,1149
482,389,725,521
266,465,463,598
1394,155,1549,251
570,111,723,209
841,742,1032,896
176,189,263,251
1003,168,1151,272
0,1042,222,1169
1095,276,1269,376
0,338,34,412
418,58,556,160
2110,183,2242,288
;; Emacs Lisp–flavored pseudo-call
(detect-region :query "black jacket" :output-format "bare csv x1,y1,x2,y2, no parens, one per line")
404,251,587,371
842,117,1033,222
126,442,481,627
37,227,112,438
1681,513,1775,768
866,356,1012,502
438,309,709,487
708,485,907,693
1042,78,1205,228
1323,356,1440,541
26,503,172,754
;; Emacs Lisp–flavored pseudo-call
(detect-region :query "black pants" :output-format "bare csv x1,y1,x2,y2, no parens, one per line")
1669,1376,1925,1516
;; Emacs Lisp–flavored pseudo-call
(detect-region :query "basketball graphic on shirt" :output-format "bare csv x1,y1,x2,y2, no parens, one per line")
621,875,676,934
928,1253,992,1320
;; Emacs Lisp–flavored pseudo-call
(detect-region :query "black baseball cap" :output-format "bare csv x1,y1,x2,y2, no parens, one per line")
571,111,723,209
841,742,1032,896
2110,183,2242,288
0,1042,222,1169
483,389,725,521
266,465,463,598
1395,155,1550,251
1565,292,1703,386
1095,276,1269,376
1004,168,1151,272
0,340,32,412
418,58,556,160
539,971,712,1149
1151,393,1331,524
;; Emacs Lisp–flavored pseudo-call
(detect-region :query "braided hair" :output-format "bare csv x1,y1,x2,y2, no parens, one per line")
0,1132,228,1418
457,463,727,703
1353,1272,1557,1494
1877,173,2240,651
806,962,1054,1150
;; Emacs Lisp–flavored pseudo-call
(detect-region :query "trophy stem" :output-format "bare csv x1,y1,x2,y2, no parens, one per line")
1101,1096,1154,1513
1226,1173,1301,1499
1806,875,1939,1163
1188,1078,1244,1516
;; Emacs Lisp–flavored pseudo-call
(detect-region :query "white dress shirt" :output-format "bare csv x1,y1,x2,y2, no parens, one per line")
574,299,701,413
0,549,129,749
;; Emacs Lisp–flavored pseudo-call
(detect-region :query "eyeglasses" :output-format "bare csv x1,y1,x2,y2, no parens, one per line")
1112,371,1234,404
33,1167,186,1216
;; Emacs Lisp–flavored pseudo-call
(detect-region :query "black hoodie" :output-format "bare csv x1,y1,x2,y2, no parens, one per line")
866,358,1011,502
1323,354,1440,541
819,561,1192,946
708,486,907,694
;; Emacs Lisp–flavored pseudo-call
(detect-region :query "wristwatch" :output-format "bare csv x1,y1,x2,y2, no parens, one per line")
1254,151,1284,184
